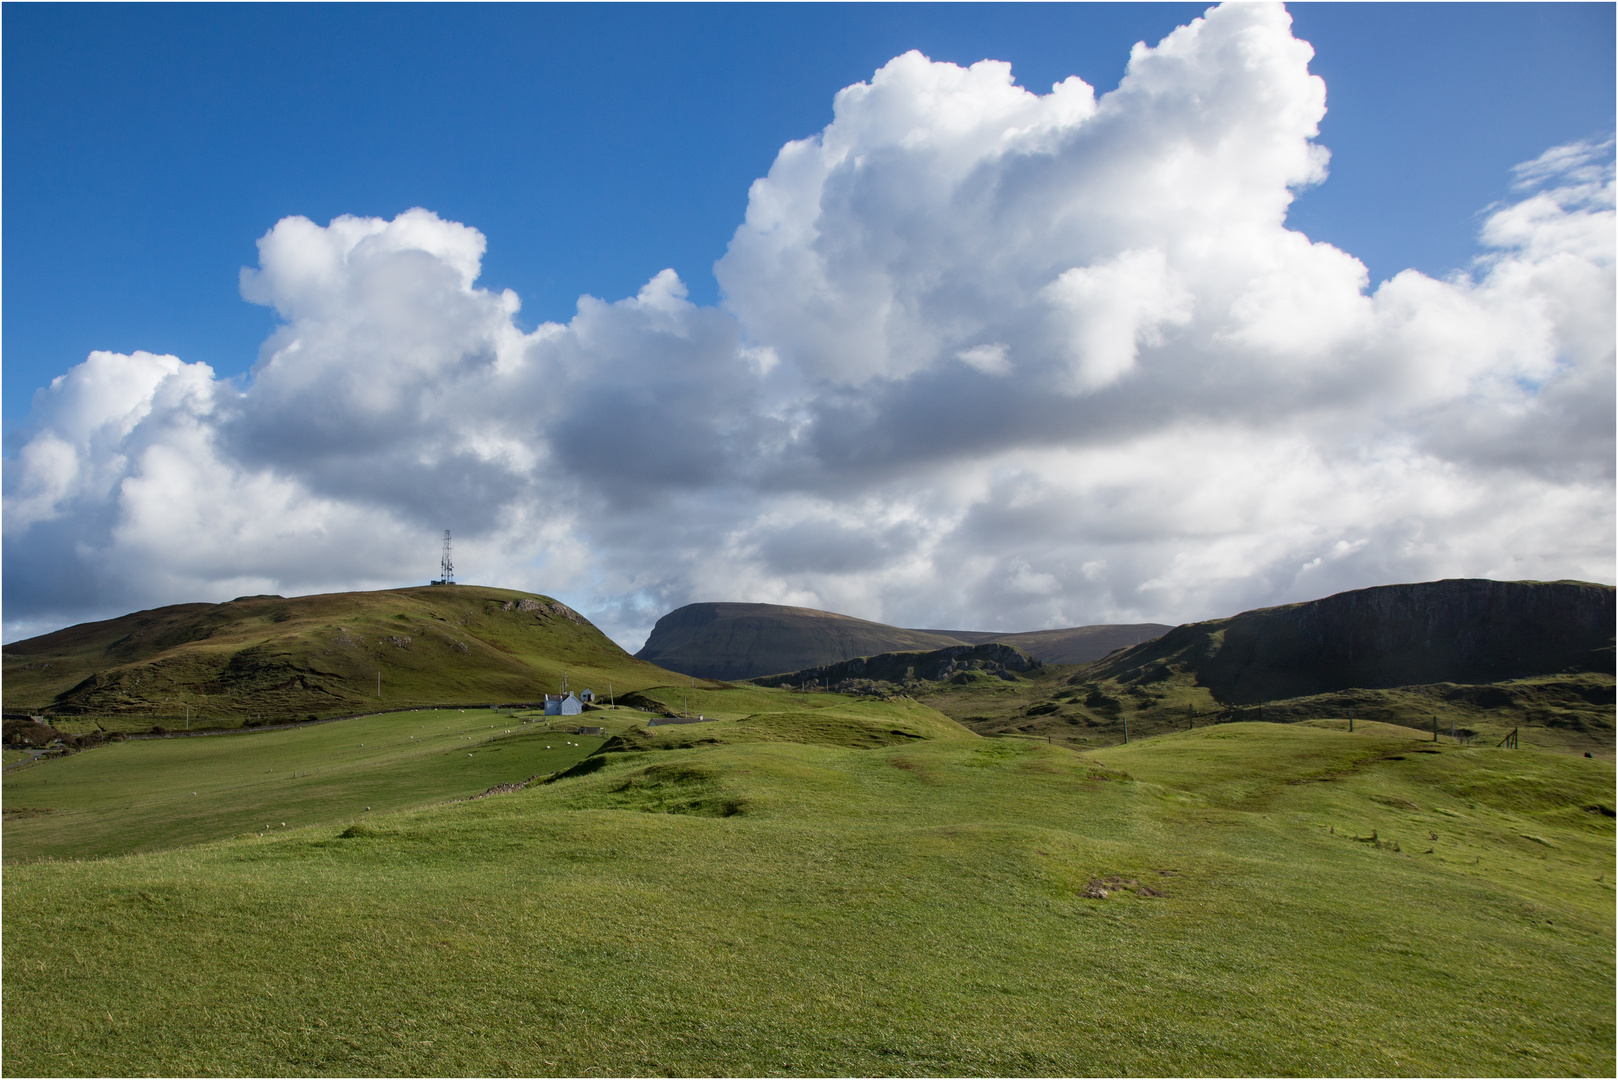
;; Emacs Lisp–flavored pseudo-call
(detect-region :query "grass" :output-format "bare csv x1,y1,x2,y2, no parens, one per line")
0,709,605,862
3,710,1612,1076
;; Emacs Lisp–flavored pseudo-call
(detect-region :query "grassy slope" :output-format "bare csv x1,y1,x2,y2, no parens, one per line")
3,719,1612,1076
1,687,967,862
0,708,608,861
2,586,675,729
914,663,1616,757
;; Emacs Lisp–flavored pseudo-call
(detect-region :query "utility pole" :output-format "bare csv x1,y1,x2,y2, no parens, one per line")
1348,708,1353,733
378,670,382,699
185,704,190,731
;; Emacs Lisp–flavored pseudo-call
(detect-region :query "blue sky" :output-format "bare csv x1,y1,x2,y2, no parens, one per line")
5,3,1612,424
3,3,1613,647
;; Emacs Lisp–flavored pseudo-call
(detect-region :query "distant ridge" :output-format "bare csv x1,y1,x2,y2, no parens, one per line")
634,603,964,681
1084,578,1615,702
913,625,1172,665
634,601,1173,680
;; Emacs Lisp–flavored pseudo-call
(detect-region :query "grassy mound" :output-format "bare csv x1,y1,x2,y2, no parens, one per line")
2,586,675,730
3,718,1611,1075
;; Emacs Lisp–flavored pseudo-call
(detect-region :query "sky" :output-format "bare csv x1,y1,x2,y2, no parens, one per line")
3,2,1614,649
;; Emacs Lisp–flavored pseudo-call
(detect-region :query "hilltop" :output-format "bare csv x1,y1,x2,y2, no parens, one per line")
636,600,1170,679
1,585,680,730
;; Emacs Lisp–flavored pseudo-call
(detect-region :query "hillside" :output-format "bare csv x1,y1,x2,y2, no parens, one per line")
636,601,1171,679
1,586,679,730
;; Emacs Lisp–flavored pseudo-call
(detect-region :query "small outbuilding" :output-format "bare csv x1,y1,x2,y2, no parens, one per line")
578,688,596,704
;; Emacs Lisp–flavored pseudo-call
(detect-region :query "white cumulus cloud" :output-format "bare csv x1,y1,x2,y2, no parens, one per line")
4,2,1612,648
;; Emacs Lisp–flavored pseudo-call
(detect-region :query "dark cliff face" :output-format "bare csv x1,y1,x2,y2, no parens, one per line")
1086,579,1615,703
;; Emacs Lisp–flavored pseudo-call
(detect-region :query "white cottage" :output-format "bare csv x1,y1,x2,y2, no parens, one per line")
543,692,583,717
578,688,596,703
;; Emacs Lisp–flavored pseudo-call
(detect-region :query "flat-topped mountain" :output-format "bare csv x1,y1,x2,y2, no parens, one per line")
3,586,678,728
634,601,1171,680
1086,578,1615,702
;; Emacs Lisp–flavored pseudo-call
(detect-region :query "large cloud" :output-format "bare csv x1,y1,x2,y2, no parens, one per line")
4,2,1613,647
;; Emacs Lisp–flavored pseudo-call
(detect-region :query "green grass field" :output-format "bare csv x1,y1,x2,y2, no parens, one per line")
3,691,1613,1076
1,709,606,861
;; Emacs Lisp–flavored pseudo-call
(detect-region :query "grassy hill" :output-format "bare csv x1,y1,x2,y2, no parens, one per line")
2,585,678,731
3,712,1611,1075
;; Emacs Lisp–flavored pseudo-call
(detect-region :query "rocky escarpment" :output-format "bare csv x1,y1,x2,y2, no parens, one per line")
1085,579,1615,704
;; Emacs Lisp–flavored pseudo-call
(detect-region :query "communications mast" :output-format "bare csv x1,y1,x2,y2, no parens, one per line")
433,530,455,585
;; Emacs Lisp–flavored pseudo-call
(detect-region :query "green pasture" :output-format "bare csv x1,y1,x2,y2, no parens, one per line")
3,716,1612,1076
1,709,603,861
915,662,1615,758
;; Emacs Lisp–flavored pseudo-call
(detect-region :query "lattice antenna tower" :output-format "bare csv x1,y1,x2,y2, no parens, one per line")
440,530,455,585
